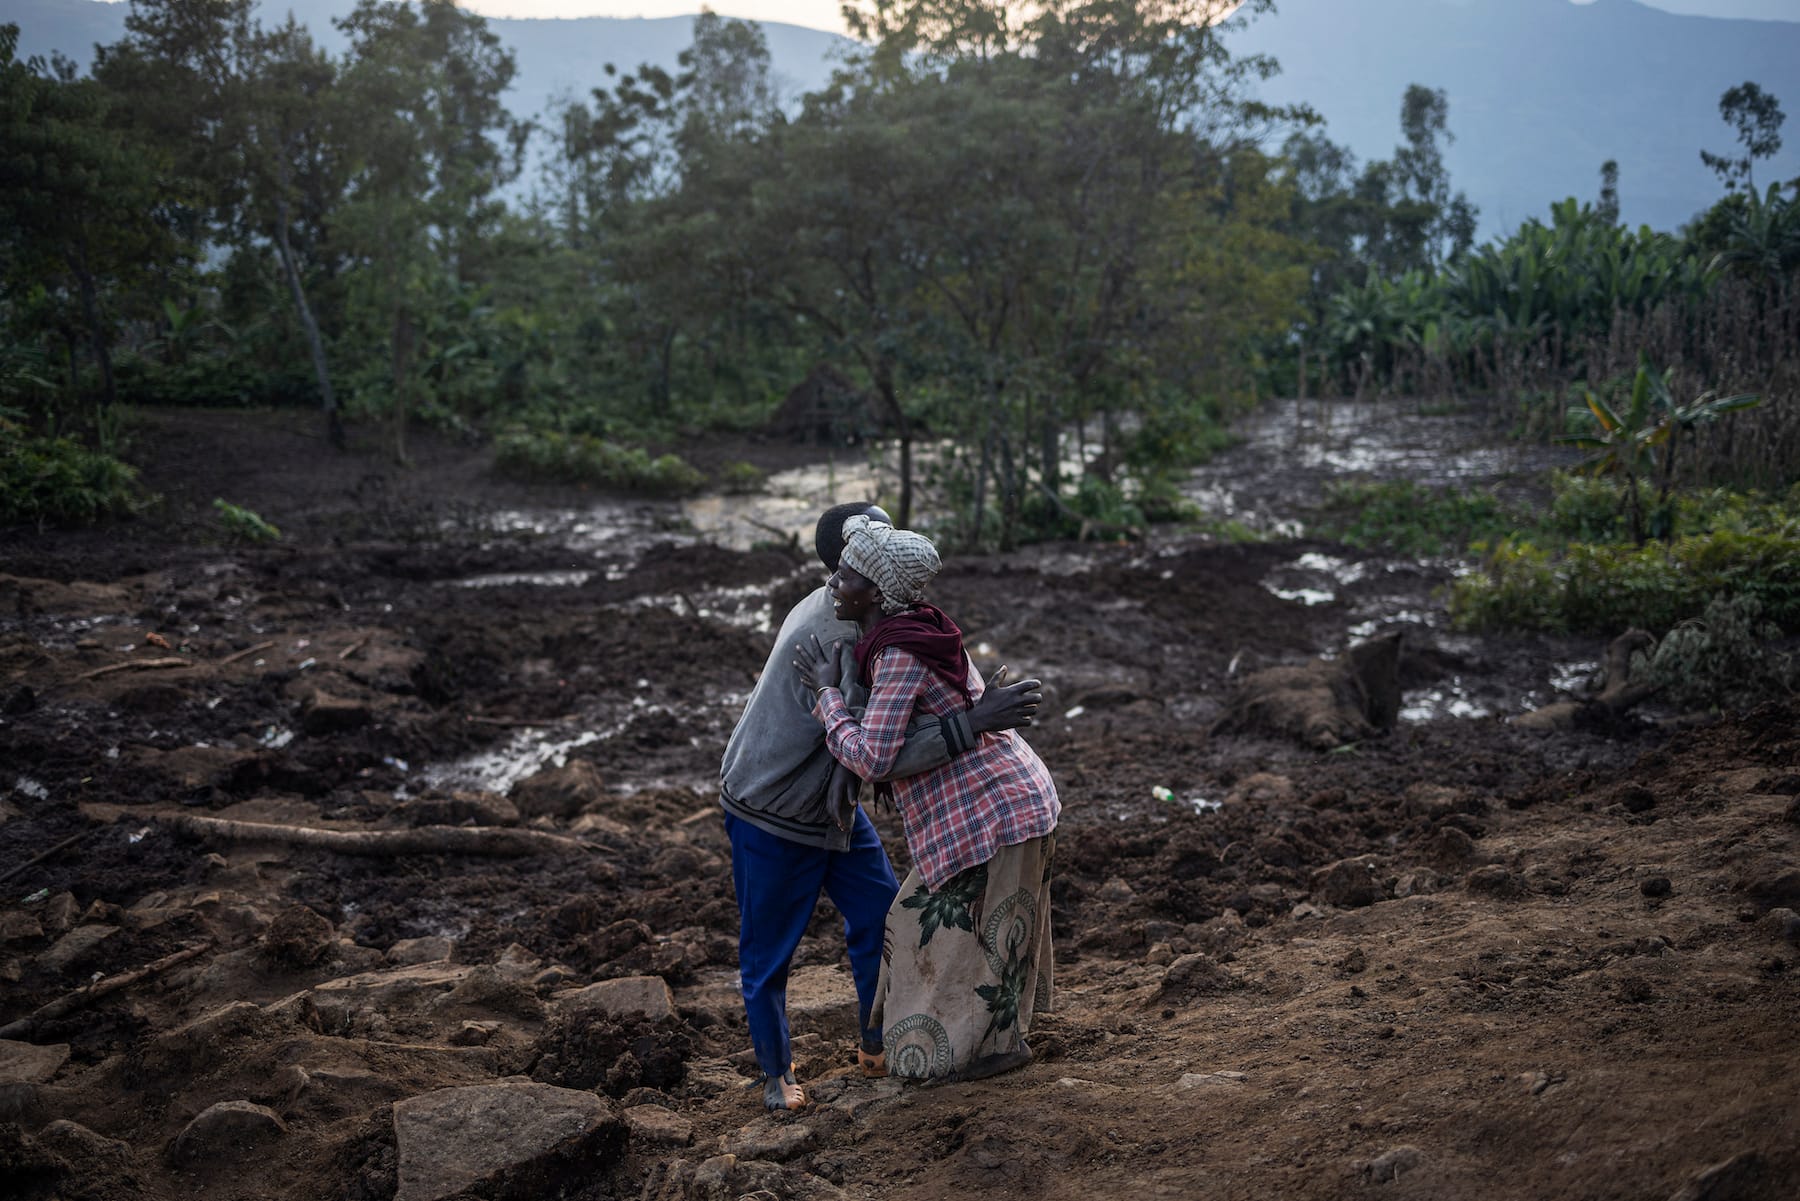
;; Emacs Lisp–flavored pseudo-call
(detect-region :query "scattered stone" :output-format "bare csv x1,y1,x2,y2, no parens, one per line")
38,924,120,974
1160,953,1241,998
171,1100,288,1164
1757,908,1800,945
1312,856,1385,908
1096,876,1136,903
1144,942,1175,967
724,1117,816,1162
260,904,336,968
0,1040,70,1084
533,964,578,989
40,892,79,935
1177,1071,1246,1090
1365,1144,1424,1182
393,1082,622,1201
1225,773,1295,807
1421,825,1477,870
1393,870,1443,899
1335,948,1368,976
387,936,454,965
0,911,43,943
451,1020,502,1047
398,792,520,828
494,943,543,979
1755,771,1800,796
624,1104,693,1146
1616,784,1657,813
554,975,675,1022
1669,1150,1765,1201
1401,783,1465,820
1464,865,1526,899
1641,876,1673,898
137,1001,285,1081
511,760,605,820
437,964,545,1019
1738,868,1800,913
300,689,372,735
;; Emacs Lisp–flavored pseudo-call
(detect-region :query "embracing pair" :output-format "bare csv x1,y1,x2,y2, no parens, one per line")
719,502,1061,1111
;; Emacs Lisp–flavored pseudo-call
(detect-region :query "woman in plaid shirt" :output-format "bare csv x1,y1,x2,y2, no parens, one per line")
795,515,1060,1082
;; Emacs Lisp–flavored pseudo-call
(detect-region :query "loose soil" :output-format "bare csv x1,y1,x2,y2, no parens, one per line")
1,408,1795,1201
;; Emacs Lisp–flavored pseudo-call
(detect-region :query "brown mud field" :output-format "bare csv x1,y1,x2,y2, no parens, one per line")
3,408,1797,1201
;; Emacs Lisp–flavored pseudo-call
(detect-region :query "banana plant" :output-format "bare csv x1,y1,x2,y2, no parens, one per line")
1557,354,1758,543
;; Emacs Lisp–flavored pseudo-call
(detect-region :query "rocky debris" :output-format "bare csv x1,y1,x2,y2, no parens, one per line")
268,962,474,1034
135,1001,285,1081
170,1100,288,1164
1365,1144,1424,1183
437,964,545,1019
723,1116,816,1162
1667,1150,1767,1201
397,792,519,827
1757,908,1800,945
511,760,605,820
1312,856,1385,908
1176,1071,1246,1090
1641,876,1674,898
1419,825,1479,871
0,911,44,943
451,1020,502,1047
260,903,337,968
1464,865,1527,899
36,1118,137,1179
300,689,372,735
40,892,79,936
38,923,119,974
387,936,455,965
1160,953,1241,1000
1212,633,1401,750
1400,783,1470,820
1737,868,1800,914
625,1104,694,1146
391,1081,623,1201
0,1039,69,1084
554,975,676,1022
1614,784,1658,813
643,1152,848,1201
531,1007,694,1097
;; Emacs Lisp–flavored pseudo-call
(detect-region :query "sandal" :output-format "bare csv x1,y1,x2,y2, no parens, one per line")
857,1046,887,1077
762,1069,805,1111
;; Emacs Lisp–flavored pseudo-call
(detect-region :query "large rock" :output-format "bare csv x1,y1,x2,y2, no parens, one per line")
393,1082,623,1201
259,904,336,968
1312,856,1385,908
171,1100,288,1164
511,761,606,820
136,1001,286,1081
0,1040,70,1084
300,689,373,735
38,924,119,974
553,975,675,1022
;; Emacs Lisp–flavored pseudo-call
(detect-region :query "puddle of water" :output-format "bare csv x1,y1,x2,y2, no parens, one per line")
1550,660,1600,694
1400,678,1493,722
1346,609,1437,640
451,570,595,589
684,458,887,553
410,727,607,797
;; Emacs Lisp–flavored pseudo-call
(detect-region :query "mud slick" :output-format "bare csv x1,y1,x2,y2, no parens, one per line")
2,412,1798,1201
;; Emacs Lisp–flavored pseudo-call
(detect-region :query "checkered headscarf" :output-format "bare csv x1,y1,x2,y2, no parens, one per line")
839,515,941,615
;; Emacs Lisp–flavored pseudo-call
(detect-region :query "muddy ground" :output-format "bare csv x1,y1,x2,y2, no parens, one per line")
1,407,1797,1201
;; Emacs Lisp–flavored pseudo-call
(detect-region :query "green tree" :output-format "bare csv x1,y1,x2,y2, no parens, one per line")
1701,81,1785,193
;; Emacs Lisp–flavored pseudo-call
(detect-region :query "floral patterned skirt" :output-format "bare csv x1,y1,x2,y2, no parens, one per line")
873,831,1056,1080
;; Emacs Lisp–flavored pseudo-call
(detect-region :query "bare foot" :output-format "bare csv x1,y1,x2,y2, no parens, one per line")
762,1069,805,1111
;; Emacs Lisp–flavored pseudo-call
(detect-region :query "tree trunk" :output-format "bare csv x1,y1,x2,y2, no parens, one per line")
272,186,342,449
65,235,115,414
391,305,413,466
872,357,912,526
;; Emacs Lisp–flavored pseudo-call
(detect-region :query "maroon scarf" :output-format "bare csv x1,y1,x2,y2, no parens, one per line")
853,602,973,706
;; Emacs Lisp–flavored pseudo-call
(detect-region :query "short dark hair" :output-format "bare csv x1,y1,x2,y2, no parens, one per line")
814,501,892,570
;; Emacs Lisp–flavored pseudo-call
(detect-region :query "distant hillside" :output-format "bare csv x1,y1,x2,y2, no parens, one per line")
1225,0,1800,234
12,0,1800,236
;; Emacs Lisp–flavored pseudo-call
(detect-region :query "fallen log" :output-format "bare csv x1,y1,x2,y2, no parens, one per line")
0,941,212,1040
172,814,595,858
77,656,190,681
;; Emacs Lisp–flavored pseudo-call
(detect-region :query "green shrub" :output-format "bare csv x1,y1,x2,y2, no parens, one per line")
1632,594,1796,712
0,425,140,527
212,498,280,543
1449,528,1800,634
1313,480,1515,557
492,430,705,496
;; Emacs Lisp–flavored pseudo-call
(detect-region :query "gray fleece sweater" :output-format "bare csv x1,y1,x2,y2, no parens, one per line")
720,586,975,851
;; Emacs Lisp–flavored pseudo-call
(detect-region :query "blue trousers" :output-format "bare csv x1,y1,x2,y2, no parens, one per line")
725,809,899,1079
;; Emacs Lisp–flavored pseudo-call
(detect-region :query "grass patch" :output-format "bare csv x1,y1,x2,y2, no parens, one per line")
1312,480,1517,557
493,430,705,496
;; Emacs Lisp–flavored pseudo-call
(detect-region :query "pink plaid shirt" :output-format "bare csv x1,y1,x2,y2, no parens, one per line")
816,648,1059,890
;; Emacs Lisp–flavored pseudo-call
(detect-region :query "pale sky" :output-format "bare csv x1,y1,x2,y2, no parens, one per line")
451,0,1798,36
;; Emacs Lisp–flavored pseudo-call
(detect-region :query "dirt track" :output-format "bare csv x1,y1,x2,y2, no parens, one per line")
2,409,1797,1201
